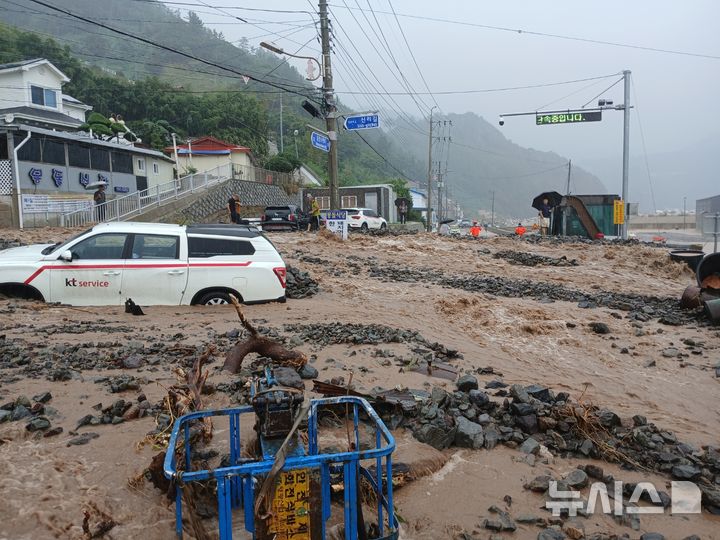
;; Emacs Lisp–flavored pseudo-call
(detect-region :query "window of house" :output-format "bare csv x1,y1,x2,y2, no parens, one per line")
153,162,159,174
111,152,133,174
40,139,66,165
15,136,41,162
90,148,110,171
341,196,357,208
0,135,8,160
68,144,91,168
30,85,58,108
188,237,256,257
137,159,145,171
316,196,330,210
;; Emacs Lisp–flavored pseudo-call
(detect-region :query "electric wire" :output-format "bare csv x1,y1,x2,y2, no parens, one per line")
630,74,658,214
580,77,624,109
24,0,322,103
386,0,440,111
327,3,720,61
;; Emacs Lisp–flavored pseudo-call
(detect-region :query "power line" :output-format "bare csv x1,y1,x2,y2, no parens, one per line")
24,0,321,103
386,0,440,111
127,0,316,15
357,0,431,116
353,131,415,182
332,73,622,96
630,74,657,214
327,3,720,61
338,0,429,119
580,77,623,108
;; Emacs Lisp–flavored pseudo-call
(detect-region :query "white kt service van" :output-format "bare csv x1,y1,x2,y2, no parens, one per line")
0,222,287,306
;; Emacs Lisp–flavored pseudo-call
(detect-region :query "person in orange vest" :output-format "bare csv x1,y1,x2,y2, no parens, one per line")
469,221,482,237
515,222,527,235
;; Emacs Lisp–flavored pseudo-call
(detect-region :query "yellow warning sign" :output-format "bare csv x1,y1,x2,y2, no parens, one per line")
613,200,625,225
268,469,311,539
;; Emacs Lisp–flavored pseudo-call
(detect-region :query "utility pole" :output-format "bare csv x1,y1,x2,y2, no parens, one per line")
491,190,495,227
279,93,284,154
621,69,631,240
319,0,339,209
683,196,687,229
426,106,436,232
565,160,572,195
436,170,443,225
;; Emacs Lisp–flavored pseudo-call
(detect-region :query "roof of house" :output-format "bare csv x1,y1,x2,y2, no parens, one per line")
62,94,92,109
8,123,175,162
164,135,251,156
0,58,70,83
0,106,83,128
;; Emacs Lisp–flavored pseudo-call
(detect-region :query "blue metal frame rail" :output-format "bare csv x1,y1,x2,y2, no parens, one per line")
163,396,399,540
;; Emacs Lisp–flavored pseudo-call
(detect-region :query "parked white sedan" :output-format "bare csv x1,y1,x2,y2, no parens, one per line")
343,208,387,232
0,222,287,306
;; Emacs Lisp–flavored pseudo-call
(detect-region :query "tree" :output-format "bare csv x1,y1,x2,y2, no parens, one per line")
264,153,301,173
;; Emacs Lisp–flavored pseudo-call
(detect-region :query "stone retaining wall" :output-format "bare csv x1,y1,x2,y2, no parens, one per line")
160,179,300,224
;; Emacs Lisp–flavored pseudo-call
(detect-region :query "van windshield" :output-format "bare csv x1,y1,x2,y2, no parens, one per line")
41,228,92,255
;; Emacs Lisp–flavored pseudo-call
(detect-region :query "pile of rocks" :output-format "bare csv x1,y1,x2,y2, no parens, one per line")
521,235,658,248
76,394,156,427
283,322,461,361
403,377,720,513
367,263,694,326
0,392,62,437
285,265,319,299
494,250,579,267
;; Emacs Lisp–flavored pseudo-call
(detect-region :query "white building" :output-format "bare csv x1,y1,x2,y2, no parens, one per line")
0,58,175,228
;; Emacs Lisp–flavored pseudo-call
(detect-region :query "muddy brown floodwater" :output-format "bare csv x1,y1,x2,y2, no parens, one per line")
1,229,719,540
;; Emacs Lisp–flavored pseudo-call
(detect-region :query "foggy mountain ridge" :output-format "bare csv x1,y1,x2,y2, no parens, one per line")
394,111,607,217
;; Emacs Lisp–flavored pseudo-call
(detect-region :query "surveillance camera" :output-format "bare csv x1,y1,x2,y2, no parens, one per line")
498,116,505,127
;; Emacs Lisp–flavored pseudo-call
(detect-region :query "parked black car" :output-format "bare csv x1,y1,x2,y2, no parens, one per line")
260,205,309,231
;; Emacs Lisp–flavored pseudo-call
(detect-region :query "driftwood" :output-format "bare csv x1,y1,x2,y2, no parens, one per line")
223,295,307,373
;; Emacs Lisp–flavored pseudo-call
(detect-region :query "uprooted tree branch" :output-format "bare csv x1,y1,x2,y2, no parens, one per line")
223,294,307,373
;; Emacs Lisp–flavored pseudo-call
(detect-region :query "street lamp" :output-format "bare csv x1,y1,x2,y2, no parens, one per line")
293,129,299,159
260,42,322,81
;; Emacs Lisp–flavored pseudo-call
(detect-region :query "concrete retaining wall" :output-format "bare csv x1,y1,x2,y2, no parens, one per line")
156,179,300,224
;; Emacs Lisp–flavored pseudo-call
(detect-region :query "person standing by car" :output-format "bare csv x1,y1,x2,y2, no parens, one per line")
307,195,321,231
93,184,106,222
227,194,240,224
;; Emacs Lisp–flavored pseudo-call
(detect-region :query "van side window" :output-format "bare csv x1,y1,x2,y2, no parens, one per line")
70,233,128,260
131,234,179,259
188,237,256,257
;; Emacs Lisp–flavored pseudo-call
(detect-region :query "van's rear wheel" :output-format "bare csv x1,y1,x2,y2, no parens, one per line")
198,291,232,305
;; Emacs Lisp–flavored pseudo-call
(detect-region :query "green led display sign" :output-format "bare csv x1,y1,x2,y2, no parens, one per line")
536,111,602,125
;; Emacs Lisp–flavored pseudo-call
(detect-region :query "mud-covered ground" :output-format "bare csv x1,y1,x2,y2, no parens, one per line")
0,228,719,540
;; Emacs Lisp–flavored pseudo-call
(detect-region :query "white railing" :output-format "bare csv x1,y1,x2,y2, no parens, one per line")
59,163,232,228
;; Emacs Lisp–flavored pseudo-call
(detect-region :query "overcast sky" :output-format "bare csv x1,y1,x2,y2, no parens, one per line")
173,0,719,208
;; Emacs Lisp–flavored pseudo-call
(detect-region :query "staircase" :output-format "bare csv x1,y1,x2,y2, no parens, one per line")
59,164,232,228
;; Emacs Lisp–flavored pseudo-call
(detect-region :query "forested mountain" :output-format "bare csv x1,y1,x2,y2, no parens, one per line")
0,0,605,216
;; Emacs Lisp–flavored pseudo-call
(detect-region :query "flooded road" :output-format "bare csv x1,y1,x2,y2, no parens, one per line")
1,230,718,539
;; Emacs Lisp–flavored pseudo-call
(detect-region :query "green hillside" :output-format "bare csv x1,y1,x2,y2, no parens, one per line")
0,0,605,216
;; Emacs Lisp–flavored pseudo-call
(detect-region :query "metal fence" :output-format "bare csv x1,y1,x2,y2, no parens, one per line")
59,164,232,228
55,162,302,228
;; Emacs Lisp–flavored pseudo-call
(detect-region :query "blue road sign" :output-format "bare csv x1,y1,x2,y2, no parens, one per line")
344,114,379,130
310,131,330,152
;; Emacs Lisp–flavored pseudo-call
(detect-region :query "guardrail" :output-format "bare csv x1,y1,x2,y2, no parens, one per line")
59,163,232,228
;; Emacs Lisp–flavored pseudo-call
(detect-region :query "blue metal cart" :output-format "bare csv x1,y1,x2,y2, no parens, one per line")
164,396,398,540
